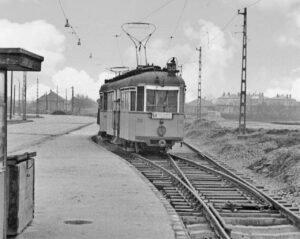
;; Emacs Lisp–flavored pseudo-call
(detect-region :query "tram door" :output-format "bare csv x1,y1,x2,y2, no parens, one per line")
113,90,120,138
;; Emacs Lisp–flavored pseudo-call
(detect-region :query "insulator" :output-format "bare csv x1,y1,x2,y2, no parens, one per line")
65,19,70,28
77,38,81,46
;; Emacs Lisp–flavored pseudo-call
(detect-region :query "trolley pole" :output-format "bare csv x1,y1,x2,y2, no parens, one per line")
9,71,13,120
238,8,247,134
36,78,39,117
22,72,27,121
196,47,202,120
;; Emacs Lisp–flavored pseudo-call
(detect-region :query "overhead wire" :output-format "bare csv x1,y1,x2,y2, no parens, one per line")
58,0,68,19
170,0,188,39
57,0,81,46
207,13,237,47
140,0,176,21
245,0,262,8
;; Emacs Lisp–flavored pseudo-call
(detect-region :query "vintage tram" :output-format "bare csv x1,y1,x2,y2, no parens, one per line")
97,59,186,152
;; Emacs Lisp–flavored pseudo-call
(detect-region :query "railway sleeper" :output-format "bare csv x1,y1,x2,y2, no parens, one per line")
220,212,282,218
196,187,236,191
224,217,289,226
181,215,205,224
177,211,203,217
192,182,228,186
208,199,252,204
204,195,248,200
229,224,300,234
231,231,300,239
188,229,217,239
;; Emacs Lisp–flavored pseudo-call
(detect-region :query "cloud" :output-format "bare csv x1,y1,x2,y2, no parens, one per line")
27,83,52,101
123,19,234,102
0,0,39,3
182,19,234,101
124,19,234,102
51,67,105,100
0,19,66,77
291,78,300,100
264,88,291,98
257,0,299,11
264,78,300,100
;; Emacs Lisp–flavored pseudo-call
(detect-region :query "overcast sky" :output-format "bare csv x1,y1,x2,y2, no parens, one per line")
0,0,300,102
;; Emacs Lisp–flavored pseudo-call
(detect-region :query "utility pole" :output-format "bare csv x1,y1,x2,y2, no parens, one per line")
36,78,39,117
196,47,202,120
9,71,13,120
238,8,247,134
13,85,15,115
22,72,27,121
18,80,21,116
45,92,48,113
71,86,74,114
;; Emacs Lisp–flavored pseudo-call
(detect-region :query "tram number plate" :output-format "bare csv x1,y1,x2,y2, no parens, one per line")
152,112,172,119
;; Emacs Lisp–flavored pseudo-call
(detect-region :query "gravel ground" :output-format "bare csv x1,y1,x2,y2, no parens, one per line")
184,118,300,209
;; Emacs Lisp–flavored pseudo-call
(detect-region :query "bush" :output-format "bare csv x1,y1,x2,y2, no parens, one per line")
52,110,66,115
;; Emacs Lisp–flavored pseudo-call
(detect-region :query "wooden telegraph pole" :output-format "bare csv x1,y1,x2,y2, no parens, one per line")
22,72,27,121
9,71,13,120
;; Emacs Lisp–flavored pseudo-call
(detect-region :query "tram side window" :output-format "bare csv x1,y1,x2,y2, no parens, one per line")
100,94,104,110
130,91,136,111
103,93,108,111
107,92,113,111
146,90,178,112
137,86,144,111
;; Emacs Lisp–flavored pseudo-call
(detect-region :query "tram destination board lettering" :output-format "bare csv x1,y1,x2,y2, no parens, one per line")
152,112,172,119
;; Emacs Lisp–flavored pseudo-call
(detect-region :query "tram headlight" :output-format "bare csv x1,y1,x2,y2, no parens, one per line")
157,125,166,137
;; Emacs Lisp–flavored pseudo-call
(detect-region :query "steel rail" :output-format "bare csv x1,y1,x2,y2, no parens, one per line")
167,153,233,234
170,153,270,205
178,142,300,228
132,153,231,239
166,154,197,193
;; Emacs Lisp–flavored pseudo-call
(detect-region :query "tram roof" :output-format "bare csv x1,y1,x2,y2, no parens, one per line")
100,66,185,92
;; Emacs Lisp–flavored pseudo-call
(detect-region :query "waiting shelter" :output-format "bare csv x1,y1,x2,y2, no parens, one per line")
0,48,43,239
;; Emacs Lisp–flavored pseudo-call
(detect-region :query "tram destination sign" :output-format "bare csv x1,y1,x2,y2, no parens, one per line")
152,112,172,119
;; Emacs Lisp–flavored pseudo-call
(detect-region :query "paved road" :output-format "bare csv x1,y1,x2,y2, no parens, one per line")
9,115,174,239
8,115,95,153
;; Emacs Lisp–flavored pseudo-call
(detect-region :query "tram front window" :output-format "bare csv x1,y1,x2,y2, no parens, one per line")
146,89,178,112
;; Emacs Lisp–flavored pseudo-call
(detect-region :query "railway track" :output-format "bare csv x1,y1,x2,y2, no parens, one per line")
125,142,300,239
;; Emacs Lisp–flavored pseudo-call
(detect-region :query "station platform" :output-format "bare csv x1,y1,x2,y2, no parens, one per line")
8,115,175,239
